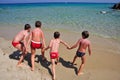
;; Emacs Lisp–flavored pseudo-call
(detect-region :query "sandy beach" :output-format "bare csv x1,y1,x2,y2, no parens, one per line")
0,29,120,80
0,2,120,80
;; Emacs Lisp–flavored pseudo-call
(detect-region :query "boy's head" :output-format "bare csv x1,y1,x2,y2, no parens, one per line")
24,24,31,31
35,21,41,28
82,31,89,39
54,31,60,39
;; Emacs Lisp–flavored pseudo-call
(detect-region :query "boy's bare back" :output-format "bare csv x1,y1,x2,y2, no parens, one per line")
77,38,91,53
31,28,43,42
13,30,28,42
49,39,60,52
45,31,69,52
70,31,91,56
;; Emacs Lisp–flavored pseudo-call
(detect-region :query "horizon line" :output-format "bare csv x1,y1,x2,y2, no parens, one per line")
0,2,117,4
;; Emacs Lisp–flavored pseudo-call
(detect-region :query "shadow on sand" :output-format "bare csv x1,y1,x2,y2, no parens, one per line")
35,55,52,76
9,51,77,76
9,50,21,60
9,50,52,76
59,57,78,75
9,50,31,67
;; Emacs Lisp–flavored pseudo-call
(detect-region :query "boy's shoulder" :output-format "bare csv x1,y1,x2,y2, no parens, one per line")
51,38,60,42
85,39,91,44
20,30,26,34
78,38,83,41
51,38,57,41
80,38,90,43
32,28,42,32
50,39,55,42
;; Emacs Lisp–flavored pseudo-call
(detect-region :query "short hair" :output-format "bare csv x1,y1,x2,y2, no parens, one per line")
82,31,89,38
54,31,60,39
35,21,41,27
24,24,31,30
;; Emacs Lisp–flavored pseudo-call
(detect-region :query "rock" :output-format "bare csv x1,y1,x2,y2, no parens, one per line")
100,11,107,14
112,2,120,10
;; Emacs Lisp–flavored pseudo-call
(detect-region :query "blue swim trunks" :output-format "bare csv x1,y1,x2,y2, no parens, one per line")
76,51,85,57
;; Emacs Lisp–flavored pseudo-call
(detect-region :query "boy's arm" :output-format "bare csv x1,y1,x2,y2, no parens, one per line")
41,31,46,48
26,32,32,52
70,39,80,49
88,42,92,56
45,40,52,50
23,33,28,52
45,46,50,51
60,39,70,48
27,32,32,45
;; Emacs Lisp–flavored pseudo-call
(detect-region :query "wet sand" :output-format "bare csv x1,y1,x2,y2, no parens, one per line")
0,29,120,80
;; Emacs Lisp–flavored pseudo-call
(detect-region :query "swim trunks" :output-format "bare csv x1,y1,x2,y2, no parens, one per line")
50,52,59,59
31,40,42,49
12,41,20,47
76,51,85,57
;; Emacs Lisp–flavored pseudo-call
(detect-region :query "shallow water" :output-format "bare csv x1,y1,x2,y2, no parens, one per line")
0,3,120,40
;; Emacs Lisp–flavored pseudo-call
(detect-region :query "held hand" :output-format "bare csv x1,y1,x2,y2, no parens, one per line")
67,46,71,50
44,46,49,51
24,49,28,54
26,47,30,53
44,48,47,51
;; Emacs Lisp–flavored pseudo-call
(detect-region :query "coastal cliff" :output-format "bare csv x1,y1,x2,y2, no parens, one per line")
112,2,120,9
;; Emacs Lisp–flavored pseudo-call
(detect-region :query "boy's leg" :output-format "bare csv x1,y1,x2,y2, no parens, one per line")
77,56,86,76
57,57,59,62
15,44,23,51
71,55,77,64
55,57,59,65
15,44,26,66
41,48,46,61
17,52,26,66
31,48,36,71
51,59,56,80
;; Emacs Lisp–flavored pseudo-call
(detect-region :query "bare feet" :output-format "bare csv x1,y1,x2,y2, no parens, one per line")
31,67,34,71
55,61,59,65
77,72,84,76
16,62,23,67
52,76,55,80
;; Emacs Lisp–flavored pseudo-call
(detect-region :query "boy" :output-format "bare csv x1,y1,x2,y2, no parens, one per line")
29,21,46,71
45,31,70,80
69,31,91,76
12,24,31,66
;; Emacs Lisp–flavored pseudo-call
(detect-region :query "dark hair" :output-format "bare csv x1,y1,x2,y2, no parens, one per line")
54,31,60,39
24,24,31,30
35,21,41,27
82,31,89,38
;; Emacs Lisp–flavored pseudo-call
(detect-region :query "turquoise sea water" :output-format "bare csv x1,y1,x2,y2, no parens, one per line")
0,3,120,40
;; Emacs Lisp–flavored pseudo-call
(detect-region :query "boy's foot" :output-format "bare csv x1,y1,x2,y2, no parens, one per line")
52,76,55,80
31,67,34,71
55,61,59,65
77,72,84,76
16,62,23,67
52,78,55,80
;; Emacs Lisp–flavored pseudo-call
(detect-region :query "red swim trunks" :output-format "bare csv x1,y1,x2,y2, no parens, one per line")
31,40,42,49
50,52,59,59
12,41,20,47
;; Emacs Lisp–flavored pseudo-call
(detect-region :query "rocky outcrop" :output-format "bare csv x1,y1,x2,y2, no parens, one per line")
112,2,120,10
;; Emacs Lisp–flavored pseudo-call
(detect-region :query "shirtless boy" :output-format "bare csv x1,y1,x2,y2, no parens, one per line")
45,31,70,80
29,21,46,71
69,31,92,76
12,24,31,66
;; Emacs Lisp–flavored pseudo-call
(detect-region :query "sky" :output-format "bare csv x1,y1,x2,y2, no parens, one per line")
0,0,119,3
